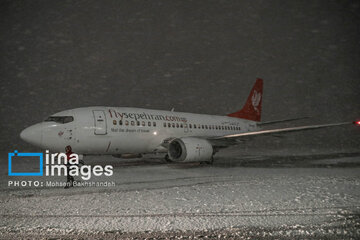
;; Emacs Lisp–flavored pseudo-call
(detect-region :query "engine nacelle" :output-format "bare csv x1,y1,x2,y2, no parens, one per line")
168,137,214,162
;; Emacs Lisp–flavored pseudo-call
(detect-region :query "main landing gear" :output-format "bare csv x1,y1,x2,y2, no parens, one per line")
204,156,214,165
164,154,215,165
164,154,172,163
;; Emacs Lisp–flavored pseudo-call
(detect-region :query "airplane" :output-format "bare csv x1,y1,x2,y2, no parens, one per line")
20,78,359,164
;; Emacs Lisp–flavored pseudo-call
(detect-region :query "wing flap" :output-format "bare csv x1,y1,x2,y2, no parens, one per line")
258,117,309,126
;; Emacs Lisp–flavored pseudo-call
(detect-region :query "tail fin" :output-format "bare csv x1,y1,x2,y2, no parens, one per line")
227,78,263,122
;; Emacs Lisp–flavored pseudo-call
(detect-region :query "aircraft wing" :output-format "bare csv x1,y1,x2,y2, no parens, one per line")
208,121,355,147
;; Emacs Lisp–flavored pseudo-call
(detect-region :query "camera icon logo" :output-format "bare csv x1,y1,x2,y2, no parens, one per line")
8,150,43,176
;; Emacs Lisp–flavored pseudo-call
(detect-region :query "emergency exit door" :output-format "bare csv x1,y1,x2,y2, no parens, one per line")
184,123,189,133
93,110,107,135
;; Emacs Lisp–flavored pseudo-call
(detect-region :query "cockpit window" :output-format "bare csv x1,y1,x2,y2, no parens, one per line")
45,116,74,124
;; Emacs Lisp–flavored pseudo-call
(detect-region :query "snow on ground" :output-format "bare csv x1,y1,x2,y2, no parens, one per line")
0,151,359,238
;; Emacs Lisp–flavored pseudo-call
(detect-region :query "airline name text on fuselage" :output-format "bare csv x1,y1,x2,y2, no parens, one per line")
108,109,187,122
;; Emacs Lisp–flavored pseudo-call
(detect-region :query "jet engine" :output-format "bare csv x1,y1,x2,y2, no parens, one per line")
168,137,214,162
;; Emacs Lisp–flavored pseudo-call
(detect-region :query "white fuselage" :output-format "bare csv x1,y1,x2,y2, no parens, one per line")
20,107,258,154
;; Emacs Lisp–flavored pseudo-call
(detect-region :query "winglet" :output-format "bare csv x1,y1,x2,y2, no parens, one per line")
227,78,263,122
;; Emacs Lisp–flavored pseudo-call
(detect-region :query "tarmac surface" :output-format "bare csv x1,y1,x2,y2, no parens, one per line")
1,149,359,239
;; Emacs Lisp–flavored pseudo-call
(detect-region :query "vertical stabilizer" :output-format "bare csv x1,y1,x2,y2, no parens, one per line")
227,78,263,122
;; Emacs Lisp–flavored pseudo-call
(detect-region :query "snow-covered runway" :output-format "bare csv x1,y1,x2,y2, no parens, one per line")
1,151,359,238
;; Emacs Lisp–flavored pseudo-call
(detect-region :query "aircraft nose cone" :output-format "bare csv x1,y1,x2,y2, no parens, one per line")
20,124,43,147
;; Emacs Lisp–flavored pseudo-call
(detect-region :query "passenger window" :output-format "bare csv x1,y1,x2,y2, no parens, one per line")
125,120,129,126
176,123,179,128
113,120,117,125
153,122,156,127
189,124,192,128
142,121,145,126
180,124,183,128
172,123,175,128
137,121,140,126
148,122,151,127
194,124,197,129
168,123,171,128
205,125,208,129
131,121,135,126
201,125,204,129
163,122,166,127
119,120,123,125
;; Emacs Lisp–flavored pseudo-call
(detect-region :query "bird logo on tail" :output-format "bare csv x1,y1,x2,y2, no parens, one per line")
251,90,261,113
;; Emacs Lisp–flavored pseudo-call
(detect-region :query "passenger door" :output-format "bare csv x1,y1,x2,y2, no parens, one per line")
93,110,107,135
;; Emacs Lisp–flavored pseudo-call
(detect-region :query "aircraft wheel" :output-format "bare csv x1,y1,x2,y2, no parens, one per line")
164,154,172,163
205,156,214,165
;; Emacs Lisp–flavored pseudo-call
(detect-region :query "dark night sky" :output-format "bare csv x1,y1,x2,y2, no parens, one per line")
0,0,359,154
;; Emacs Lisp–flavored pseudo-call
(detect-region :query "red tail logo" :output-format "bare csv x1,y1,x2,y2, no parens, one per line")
227,78,263,122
